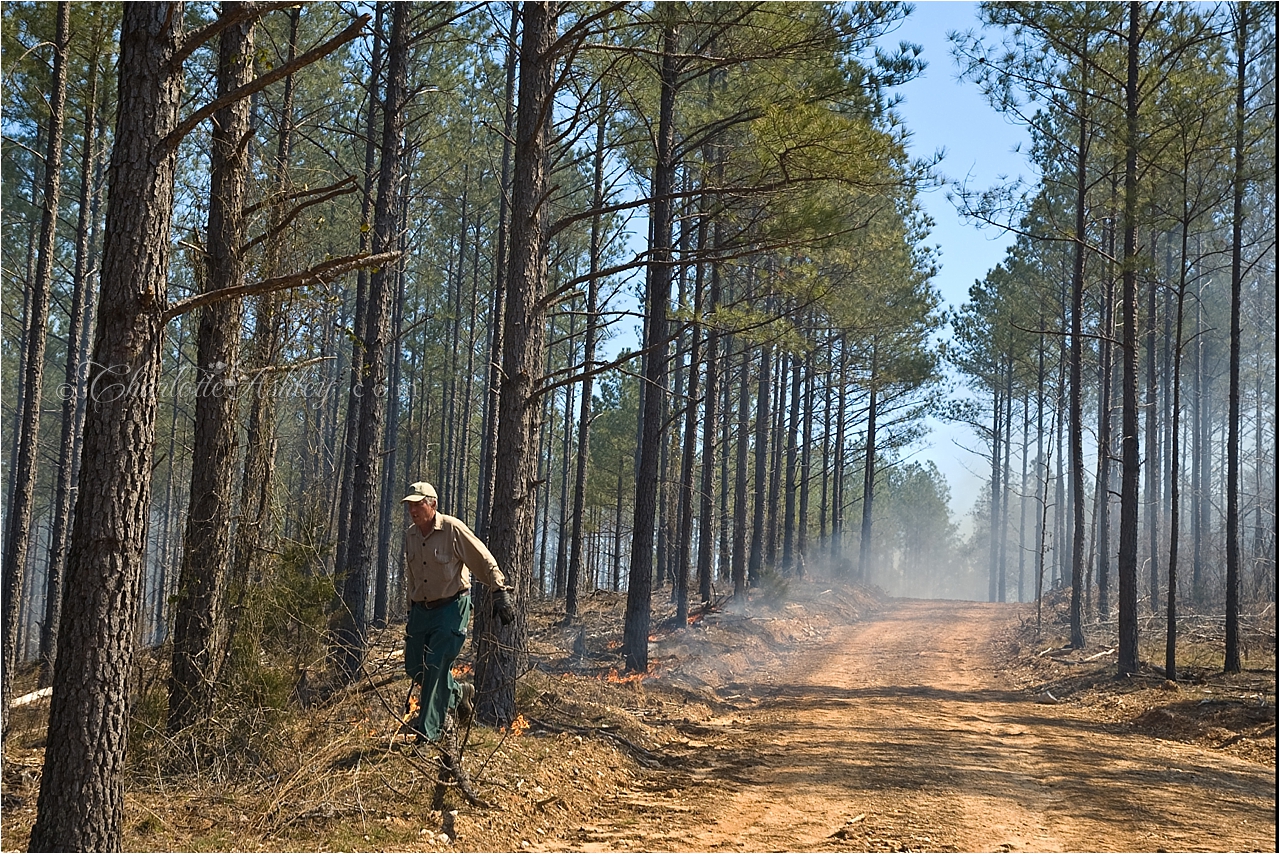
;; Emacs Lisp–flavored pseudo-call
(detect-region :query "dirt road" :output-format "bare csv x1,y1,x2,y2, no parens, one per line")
565,599,1277,852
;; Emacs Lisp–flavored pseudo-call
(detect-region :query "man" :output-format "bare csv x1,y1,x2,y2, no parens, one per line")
401,480,514,742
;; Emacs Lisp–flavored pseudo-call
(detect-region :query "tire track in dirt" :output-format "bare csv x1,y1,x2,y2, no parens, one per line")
564,599,1277,852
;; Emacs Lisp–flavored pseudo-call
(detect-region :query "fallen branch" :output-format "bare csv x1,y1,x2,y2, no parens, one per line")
11,686,53,708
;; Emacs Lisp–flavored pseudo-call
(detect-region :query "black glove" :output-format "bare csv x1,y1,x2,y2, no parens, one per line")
492,587,515,626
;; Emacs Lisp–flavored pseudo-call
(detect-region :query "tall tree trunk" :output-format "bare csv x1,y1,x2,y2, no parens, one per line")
374,229,409,628
1224,2,1248,674
766,350,786,569
334,1,385,576
2,0,69,724
477,2,520,538
553,340,575,599
797,351,813,579
1116,0,1142,677
5,127,41,542
29,5,183,847
1018,389,1031,603
747,344,772,589
998,352,1014,603
1067,88,1089,647
858,345,880,585
566,102,607,620
1145,233,1160,615
169,2,256,730
820,336,833,552
1033,329,1046,622
623,18,679,672
1166,215,1192,682
335,0,408,683
1096,272,1115,621
675,318,700,623
988,381,1002,602
675,232,702,617
783,348,802,576
231,4,298,598
731,344,750,602
697,229,723,606
40,22,104,686
478,1,558,714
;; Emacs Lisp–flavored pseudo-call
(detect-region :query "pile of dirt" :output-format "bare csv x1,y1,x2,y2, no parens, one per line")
995,591,1277,768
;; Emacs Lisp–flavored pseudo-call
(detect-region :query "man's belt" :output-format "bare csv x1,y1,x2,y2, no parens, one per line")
414,589,468,610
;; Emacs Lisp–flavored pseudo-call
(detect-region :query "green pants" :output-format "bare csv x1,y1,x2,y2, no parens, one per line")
404,593,471,740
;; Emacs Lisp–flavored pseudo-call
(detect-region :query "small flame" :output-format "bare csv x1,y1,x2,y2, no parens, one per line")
452,663,473,678
603,667,648,685
403,694,420,723
501,714,530,738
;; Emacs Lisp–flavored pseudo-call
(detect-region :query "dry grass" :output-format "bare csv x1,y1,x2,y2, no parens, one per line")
1,578,879,852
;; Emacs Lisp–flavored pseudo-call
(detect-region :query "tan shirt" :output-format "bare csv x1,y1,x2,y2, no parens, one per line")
404,512,506,604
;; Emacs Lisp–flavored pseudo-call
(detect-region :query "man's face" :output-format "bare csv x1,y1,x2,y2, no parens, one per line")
408,498,435,529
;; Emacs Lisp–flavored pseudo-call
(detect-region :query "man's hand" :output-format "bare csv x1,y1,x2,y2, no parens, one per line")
492,587,515,626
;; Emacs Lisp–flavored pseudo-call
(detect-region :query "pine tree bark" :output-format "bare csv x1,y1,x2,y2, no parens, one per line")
334,1,385,576
623,17,679,673
374,232,409,628
2,0,69,725
169,1,257,732
477,3,520,538
998,352,1014,603
335,0,408,683
783,349,802,576
40,20,104,687
230,3,299,596
797,351,813,579
1067,87,1089,647
1166,216,1192,682
477,1,559,716
566,103,607,620
28,5,183,848
988,381,1001,603
1145,235,1160,616
731,345,750,602
833,337,848,572
1096,273,1115,621
1116,0,1142,677
697,248,722,603
1224,2,1248,674
747,343,772,588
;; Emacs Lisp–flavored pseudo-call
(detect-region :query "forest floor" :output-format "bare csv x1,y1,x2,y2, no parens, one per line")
2,577,1275,852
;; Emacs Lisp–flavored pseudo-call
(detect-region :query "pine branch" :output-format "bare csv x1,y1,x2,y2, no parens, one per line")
166,13,369,150
164,250,398,321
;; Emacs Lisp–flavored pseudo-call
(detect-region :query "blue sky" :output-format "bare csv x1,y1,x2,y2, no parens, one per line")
884,1,1033,530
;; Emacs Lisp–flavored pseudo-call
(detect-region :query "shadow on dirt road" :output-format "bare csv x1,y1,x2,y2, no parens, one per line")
554,599,1277,853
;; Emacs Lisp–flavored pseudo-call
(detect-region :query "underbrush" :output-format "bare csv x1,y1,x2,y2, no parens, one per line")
3,573,876,851
1000,588,1277,767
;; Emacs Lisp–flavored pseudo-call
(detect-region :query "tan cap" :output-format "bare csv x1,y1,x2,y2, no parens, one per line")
402,481,438,503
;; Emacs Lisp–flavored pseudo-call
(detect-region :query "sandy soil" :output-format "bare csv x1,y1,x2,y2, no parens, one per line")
541,598,1277,853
